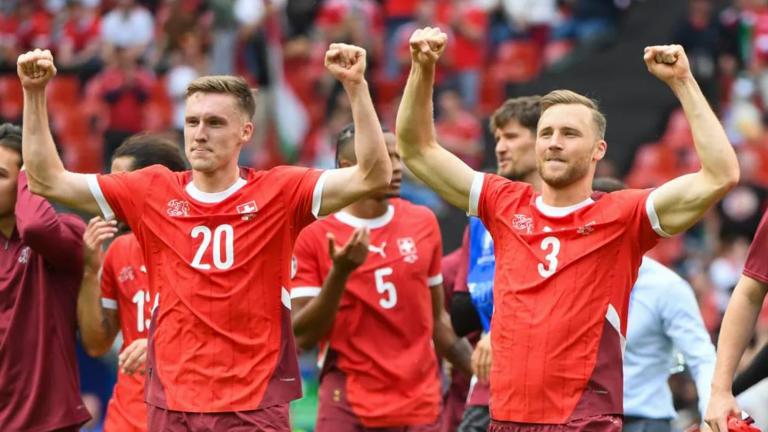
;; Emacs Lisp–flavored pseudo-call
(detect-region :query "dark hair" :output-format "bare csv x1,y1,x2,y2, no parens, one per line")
489,96,542,134
112,133,187,172
592,177,627,193
0,123,22,166
186,75,256,119
334,123,392,168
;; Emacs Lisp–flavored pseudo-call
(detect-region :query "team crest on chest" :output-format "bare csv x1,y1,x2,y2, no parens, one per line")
236,200,258,220
397,237,418,263
166,199,190,217
577,221,597,235
119,266,135,283
512,214,534,234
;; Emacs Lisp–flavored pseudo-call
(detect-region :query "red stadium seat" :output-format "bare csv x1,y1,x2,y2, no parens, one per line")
0,75,23,121
46,75,81,112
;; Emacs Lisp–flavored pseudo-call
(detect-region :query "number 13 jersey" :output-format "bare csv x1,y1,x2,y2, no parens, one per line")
469,173,665,424
86,165,325,413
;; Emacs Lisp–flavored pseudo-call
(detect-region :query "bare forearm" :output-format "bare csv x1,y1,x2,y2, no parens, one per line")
292,266,349,349
22,89,66,194
77,270,116,357
670,78,738,187
345,81,390,187
397,63,438,159
434,319,473,376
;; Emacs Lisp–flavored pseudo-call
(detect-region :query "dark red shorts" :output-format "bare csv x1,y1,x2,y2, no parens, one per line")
489,415,622,432
147,403,290,431
316,369,443,432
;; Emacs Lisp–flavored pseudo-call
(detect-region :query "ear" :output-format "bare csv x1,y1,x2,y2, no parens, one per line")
241,121,254,144
593,140,607,162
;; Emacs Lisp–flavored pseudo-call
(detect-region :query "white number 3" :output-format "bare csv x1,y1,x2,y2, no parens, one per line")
537,236,560,278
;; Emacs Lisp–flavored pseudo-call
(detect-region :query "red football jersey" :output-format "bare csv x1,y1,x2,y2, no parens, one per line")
291,199,443,427
86,165,325,412
100,233,154,431
744,210,768,284
469,173,663,423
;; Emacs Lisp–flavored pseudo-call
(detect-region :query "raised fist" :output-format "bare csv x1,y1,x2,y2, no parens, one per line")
325,43,367,86
643,45,693,85
17,49,57,91
409,27,448,67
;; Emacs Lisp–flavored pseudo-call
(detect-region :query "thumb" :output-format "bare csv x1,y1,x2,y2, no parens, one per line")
327,232,337,258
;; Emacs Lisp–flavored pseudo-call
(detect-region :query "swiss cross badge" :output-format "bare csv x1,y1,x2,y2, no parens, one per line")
397,237,418,263
236,201,258,220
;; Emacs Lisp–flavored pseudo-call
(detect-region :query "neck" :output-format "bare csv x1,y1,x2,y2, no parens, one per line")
0,215,15,240
344,197,390,219
540,179,593,207
522,172,543,193
191,164,240,193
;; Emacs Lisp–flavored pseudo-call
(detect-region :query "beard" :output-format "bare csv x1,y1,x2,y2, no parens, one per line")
499,164,537,182
538,155,591,188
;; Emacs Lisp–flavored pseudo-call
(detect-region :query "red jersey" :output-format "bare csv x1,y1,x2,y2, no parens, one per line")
86,165,325,412
100,233,154,431
291,199,443,427
469,173,663,423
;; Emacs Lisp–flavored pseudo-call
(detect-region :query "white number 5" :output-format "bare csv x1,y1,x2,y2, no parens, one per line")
374,267,397,309
537,236,560,278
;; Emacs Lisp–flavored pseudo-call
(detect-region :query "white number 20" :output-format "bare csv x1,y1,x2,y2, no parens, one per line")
191,224,234,270
537,236,560,278
374,267,397,309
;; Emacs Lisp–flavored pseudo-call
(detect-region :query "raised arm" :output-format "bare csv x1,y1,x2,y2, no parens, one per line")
17,49,100,215
396,27,475,211
643,45,739,236
317,44,391,216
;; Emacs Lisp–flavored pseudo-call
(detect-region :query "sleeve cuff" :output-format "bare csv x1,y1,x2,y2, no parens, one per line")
468,172,484,217
311,170,330,219
86,174,116,220
291,286,322,299
645,189,672,238
428,274,444,286
101,298,118,310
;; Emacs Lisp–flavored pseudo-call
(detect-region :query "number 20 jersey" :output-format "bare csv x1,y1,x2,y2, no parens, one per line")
469,173,664,424
291,198,443,427
86,164,325,413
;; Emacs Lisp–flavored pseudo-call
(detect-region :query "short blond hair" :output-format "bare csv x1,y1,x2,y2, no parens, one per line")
541,90,606,139
186,76,256,119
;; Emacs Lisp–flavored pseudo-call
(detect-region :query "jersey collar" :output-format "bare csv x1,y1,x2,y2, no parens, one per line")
185,178,247,204
534,195,595,218
334,205,395,229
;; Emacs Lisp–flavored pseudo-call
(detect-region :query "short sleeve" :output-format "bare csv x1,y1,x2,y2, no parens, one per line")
273,166,325,235
744,210,768,284
616,188,665,254
290,228,325,300
426,212,443,287
100,243,119,310
472,173,530,233
86,165,165,228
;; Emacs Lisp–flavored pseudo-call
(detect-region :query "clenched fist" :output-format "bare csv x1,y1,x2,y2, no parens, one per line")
409,27,448,67
17,49,57,91
643,45,693,85
325,43,367,86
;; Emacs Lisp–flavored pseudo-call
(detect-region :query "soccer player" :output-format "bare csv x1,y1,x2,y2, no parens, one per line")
397,27,739,430
449,96,544,432
705,208,768,432
290,125,472,431
0,122,91,430
77,135,187,432
592,178,716,432
17,43,391,431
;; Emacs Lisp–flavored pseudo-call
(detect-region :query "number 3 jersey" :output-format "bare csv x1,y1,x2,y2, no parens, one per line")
468,173,665,424
100,233,153,431
86,164,325,412
290,198,443,427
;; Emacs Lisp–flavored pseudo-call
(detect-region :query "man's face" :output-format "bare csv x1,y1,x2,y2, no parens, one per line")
495,119,537,180
536,104,605,188
0,146,21,218
184,92,252,174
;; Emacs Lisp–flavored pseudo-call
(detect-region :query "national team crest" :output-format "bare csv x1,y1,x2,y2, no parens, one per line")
119,266,135,283
512,214,533,234
397,237,418,263
236,201,258,221
166,199,190,217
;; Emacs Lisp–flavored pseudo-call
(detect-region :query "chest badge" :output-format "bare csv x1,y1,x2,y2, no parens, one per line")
236,200,258,221
397,237,418,263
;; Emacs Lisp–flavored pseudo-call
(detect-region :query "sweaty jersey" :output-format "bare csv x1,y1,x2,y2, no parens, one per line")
101,233,154,431
291,199,443,427
468,173,664,424
87,165,326,412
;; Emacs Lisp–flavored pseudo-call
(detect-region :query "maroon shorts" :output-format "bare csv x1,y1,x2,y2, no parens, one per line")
316,369,443,432
489,415,622,432
147,403,290,431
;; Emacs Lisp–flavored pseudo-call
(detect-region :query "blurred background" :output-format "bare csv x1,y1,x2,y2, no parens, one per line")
3,0,768,430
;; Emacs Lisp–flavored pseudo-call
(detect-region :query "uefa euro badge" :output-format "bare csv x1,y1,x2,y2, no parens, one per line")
237,201,258,221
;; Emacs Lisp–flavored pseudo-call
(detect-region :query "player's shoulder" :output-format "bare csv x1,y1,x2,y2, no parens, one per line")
252,165,319,182
596,188,650,206
483,173,534,197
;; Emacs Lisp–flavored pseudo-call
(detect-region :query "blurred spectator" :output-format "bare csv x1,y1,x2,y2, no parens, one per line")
709,237,749,314
435,88,484,169
235,0,275,87
87,47,156,167
314,0,383,57
154,0,204,71
57,0,102,83
675,0,722,105
552,0,620,46
208,0,238,75
0,2,52,70
444,0,488,109
166,33,207,133
394,0,452,82
490,0,557,52
101,0,154,63
383,0,420,78
299,88,352,169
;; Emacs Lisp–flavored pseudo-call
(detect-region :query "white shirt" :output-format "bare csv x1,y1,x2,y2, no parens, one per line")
101,6,154,48
623,257,716,419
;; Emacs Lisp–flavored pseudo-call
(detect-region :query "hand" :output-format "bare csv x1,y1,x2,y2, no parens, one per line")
643,44,693,85
471,332,491,383
17,48,57,91
704,390,742,432
325,43,367,86
119,338,148,375
328,227,370,274
83,217,117,273
409,27,448,67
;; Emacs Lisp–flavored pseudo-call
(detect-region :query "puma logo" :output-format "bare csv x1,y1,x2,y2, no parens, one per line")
369,242,387,258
